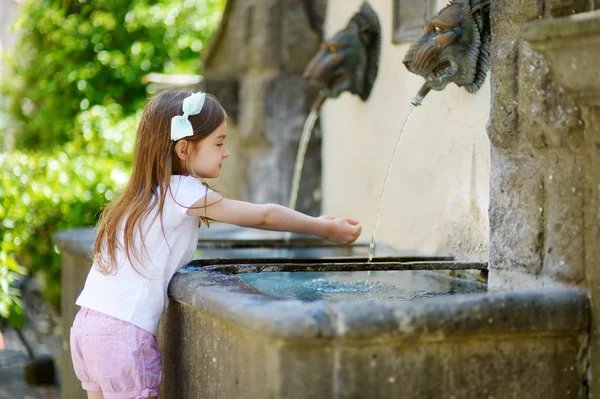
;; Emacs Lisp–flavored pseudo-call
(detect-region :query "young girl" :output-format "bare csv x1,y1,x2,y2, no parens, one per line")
70,91,362,399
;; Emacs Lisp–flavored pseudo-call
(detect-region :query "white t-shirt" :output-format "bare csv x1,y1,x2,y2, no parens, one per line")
76,175,212,335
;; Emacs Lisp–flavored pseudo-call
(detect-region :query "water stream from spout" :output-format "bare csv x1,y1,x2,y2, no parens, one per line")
285,95,326,241
284,108,321,242
365,104,416,289
288,109,319,212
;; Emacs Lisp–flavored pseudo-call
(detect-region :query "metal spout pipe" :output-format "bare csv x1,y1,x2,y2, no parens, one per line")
410,84,431,107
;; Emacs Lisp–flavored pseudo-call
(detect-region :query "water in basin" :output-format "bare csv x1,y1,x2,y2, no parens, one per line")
239,270,486,301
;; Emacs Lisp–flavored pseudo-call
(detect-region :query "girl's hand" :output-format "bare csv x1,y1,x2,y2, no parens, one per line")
320,216,362,244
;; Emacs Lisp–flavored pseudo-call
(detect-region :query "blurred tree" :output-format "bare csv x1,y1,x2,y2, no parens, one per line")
3,0,225,151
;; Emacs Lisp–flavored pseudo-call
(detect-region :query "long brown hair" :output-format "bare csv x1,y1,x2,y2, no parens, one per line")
94,91,226,275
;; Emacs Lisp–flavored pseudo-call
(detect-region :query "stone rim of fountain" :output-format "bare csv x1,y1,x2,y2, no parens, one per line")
168,268,589,340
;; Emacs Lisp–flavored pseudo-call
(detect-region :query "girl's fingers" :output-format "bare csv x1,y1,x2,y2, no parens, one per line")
347,218,360,225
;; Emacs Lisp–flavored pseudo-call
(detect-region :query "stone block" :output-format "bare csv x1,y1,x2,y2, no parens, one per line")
250,1,283,71
541,153,586,283
582,106,600,286
204,78,239,122
491,0,544,27
243,152,285,205
237,76,270,143
280,0,322,73
242,74,322,215
518,41,583,149
487,40,519,149
278,343,335,398
263,75,319,142
545,0,590,17
524,11,600,107
235,0,322,73
582,106,600,398
488,149,544,275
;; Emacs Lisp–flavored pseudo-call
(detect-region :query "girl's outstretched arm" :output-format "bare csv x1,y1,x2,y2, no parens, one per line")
187,192,362,244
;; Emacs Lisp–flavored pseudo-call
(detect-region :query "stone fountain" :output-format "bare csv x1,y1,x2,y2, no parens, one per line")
55,1,600,398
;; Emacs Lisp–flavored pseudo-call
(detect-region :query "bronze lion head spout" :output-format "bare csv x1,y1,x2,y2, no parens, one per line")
303,2,381,103
402,0,490,105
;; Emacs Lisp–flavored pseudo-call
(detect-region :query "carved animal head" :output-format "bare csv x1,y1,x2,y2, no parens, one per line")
402,0,490,95
303,2,381,101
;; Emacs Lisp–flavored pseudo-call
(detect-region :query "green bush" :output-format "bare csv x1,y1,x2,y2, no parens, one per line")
0,150,130,316
3,0,225,150
0,252,25,330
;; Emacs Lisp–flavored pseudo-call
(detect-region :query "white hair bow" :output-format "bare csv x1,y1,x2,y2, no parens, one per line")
170,92,206,141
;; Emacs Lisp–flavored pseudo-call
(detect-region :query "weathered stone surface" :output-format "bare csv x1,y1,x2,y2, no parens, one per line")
280,0,322,73
524,10,600,106
488,149,544,275
541,153,586,283
204,78,239,122
582,105,600,398
56,227,592,398
158,267,590,398
201,0,323,212
486,39,520,149
236,75,270,142
545,0,590,18
487,0,544,150
493,9,600,396
518,42,583,149
242,74,321,215
491,0,544,27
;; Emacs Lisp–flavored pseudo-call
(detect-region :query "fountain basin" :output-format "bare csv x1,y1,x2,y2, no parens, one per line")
524,10,600,105
159,261,589,398
238,270,486,301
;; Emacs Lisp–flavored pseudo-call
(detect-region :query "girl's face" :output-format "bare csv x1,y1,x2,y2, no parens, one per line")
189,121,230,178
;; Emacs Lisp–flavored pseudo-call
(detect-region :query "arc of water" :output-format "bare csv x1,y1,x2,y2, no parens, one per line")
288,110,320,211
285,95,326,242
365,104,416,293
368,104,416,262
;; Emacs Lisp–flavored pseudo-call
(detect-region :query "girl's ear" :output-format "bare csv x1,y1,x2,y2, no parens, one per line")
174,140,189,161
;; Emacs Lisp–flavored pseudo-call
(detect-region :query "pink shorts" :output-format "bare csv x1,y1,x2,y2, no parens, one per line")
70,307,162,399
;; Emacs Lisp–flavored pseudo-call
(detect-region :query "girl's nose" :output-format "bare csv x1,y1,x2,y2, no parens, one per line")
223,148,230,158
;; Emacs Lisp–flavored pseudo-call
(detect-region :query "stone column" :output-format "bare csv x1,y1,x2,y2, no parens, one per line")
487,0,594,290
488,1,600,396
202,0,326,215
583,104,600,398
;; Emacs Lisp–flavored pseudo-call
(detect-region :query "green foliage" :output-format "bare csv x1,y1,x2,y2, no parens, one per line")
3,0,225,150
0,0,225,327
0,253,25,330
0,150,130,312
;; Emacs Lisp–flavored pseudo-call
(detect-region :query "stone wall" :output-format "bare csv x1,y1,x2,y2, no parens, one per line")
487,1,600,396
201,0,326,216
487,0,597,288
